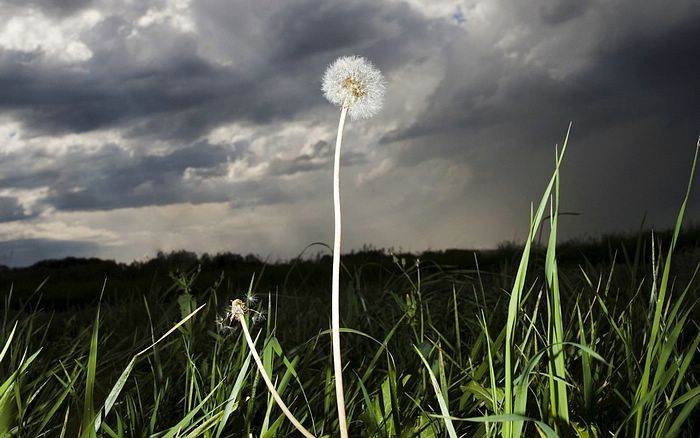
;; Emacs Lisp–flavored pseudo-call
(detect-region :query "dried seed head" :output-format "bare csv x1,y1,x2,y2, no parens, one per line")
229,299,247,322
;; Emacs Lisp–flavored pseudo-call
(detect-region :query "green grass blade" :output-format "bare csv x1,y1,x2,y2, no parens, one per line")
664,393,700,438
215,351,252,438
544,137,570,427
161,382,222,438
634,139,699,435
504,123,570,438
414,345,458,438
0,322,17,364
443,413,560,438
576,305,593,416
92,356,137,431
81,305,100,438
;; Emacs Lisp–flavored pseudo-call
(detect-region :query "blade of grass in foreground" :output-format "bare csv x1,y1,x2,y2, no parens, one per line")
544,140,569,428
90,303,206,433
81,299,101,438
215,351,252,438
447,414,559,438
633,138,699,437
504,123,570,438
0,349,42,435
414,345,458,438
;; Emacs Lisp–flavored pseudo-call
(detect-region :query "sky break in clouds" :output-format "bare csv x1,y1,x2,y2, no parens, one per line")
0,0,698,267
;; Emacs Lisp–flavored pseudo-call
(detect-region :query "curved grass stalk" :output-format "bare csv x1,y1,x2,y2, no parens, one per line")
237,311,316,438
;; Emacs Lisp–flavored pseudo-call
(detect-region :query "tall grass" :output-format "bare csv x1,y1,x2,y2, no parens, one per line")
0,136,698,437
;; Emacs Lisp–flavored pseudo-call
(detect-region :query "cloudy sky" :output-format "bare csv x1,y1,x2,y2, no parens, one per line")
0,0,698,266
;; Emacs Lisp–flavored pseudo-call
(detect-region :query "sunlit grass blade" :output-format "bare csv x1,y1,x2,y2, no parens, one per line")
0,349,42,435
0,322,17,364
544,139,569,428
90,303,206,433
80,301,100,438
633,138,699,436
161,382,222,438
504,123,570,438
449,413,559,438
215,351,252,438
414,345,458,438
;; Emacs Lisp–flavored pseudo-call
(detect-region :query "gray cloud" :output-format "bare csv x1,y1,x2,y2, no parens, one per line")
267,140,366,176
43,140,241,210
539,0,589,26
3,0,94,17
382,3,700,161
0,0,698,265
0,238,99,267
0,0,437,143
0,197,35,222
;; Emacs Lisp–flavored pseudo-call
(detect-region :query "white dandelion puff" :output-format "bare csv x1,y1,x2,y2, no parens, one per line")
322,55,385,120
245,292,258,305
251,311,266,325
216,313,239,333
321,55,386,438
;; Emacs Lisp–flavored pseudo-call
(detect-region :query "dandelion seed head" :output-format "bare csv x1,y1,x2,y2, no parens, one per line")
215,314,236,333
252,311,267,325
322,55,385,120
245,292,258,305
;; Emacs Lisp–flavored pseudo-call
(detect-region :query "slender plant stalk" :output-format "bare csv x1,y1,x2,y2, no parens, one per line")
238,316,316,438
331,104,349,438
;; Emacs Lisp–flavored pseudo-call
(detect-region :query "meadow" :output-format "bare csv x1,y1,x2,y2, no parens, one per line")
1,146,699,437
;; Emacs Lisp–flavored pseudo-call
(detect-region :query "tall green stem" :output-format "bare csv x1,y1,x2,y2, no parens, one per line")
332,105,349,438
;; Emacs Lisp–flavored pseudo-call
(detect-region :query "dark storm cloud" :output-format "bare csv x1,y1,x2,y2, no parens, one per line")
0,0,440,216
382,6,700,162
539,0,589,26
3,0,94,17
1,0,699,265
264,0,436,68
0,238,99,267
0,197,36,222
34,137,328,212
0,41,239,139
0,166,60,191
43,140,241,210
0,0,437,142
267,140,366,176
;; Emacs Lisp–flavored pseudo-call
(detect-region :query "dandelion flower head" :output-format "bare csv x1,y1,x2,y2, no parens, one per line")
322,55,385,120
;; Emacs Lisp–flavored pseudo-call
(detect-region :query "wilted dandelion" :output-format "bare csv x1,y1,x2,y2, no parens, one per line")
223,298,315,438
322,55,385,438
216,297,264,333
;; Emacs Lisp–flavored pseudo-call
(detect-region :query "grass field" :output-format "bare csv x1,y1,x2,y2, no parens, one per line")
1,143,699,437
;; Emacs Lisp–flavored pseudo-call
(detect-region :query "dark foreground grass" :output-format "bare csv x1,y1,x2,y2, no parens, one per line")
1,235,698,436
1,145,699,437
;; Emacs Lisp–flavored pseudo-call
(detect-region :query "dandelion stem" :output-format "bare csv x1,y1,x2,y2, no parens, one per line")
238,317,315,438
331,104,349,438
